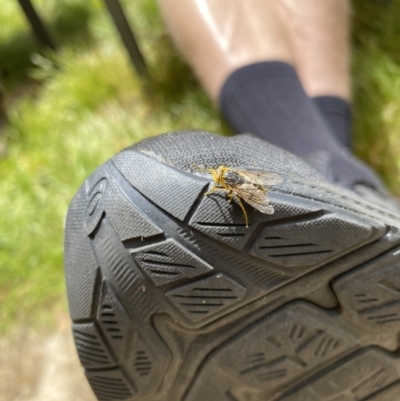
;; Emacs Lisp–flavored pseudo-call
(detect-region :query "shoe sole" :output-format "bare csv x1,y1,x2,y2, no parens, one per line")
65,147,400,401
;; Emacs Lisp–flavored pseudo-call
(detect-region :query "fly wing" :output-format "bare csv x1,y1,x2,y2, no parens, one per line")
235,169,283,186
236,183,275,215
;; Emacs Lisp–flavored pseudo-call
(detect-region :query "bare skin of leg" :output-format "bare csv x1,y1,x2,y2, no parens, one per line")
158,0,351,102
157,0,293,103
278,0,351,100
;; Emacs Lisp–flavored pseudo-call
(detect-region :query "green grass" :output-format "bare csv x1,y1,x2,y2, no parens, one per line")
352,0,400,189
0,0,400,332
0,0,221,332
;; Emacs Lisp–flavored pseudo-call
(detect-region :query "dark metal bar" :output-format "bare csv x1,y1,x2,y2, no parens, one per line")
17,0,56,50
103,0,150,80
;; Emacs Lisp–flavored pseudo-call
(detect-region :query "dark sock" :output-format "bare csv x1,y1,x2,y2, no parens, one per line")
313,95,352,149
219,61,383,191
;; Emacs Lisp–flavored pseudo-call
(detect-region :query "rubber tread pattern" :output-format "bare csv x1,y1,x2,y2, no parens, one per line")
189,194,321,250
130,238,214,286
166,273,246,322
368,380,400,401
64,131,400,401
112,150,209,221
72,323,116,369
333,251,400,335
86,369,136,401
280,349,400,401
65,176,100,320
97,281,131,357
249,213,372,267
185,302,356,400
90,216,162,322
84,172,162,240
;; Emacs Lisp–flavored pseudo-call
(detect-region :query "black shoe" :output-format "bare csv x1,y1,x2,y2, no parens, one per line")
65,131,400,401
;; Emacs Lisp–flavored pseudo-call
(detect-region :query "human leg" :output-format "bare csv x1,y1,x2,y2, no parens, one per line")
158,0,383,191
156,0,292,102
278,0,352,149
279,0,351,101
158,0,352,149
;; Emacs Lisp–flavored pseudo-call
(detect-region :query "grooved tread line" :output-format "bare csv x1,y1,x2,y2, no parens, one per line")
378,279,400,294
74,336,102,347
196,222,249,228
91,268,103,321
150,270,181,276
269,250,333,258
122,233,167,251
295,330,324,354
259,243,317,249
141,259,197,269
242,210,329,253
192,288,233,292
172,295,238,299
183,182,212,224
240,355,288,375
357,299,400,315
145,250,168,257
218,233,246,237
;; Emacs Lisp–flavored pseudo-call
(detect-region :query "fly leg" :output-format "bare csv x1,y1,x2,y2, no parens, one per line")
227,190,234,203
204,185,224,196
234,195,249,228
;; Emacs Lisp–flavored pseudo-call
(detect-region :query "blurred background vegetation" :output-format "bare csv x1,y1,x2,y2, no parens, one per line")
0,0,399,333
